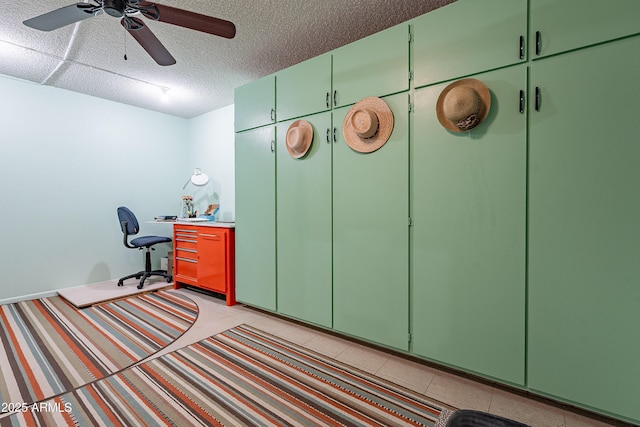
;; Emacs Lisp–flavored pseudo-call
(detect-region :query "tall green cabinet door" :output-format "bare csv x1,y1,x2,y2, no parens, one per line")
235,126,277,311
530,0,640,59
333,92,409,351
411,66,526,385
332,24,409,108
234,75,276,132
277,54,332,121
276,112,332,327
412,0,527,89
528,36,640,423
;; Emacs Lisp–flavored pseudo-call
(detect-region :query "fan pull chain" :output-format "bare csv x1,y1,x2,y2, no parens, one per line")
123,28,128,61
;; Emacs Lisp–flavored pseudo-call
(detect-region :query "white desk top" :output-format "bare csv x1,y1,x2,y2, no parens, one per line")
147,220,235,228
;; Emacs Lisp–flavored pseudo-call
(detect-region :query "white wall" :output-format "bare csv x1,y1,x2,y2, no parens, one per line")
0,75,237,303
0,76,190,301
185,104,235,222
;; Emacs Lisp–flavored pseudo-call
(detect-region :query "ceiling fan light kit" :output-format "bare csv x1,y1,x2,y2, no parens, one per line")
23,1,236,66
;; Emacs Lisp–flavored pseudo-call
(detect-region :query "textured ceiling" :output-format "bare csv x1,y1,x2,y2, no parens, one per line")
0,0,454,118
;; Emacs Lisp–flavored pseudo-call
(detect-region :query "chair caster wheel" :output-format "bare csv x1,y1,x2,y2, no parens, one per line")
166,276,172,283
137,283,144,290
117,280,124,286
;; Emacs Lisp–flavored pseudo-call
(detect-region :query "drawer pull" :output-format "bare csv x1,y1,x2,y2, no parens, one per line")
176,238,197,243
175,228,197,233
176,248,197,253
176,257,197,263
535,30,541,56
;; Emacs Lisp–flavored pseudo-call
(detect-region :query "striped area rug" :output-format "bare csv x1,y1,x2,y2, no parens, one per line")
0,290,197,409
2,325,453,426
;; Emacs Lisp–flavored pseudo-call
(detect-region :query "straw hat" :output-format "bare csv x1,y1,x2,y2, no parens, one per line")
343,97,394,153
436,78,491,132
286,120,313,158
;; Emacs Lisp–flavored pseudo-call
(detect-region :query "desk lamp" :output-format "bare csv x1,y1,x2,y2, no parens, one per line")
182,168,209,189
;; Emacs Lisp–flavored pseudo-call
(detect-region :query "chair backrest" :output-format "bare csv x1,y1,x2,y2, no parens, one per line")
117,206,140,237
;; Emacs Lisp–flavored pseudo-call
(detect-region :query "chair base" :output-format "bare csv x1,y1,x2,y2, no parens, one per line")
117,270,173,289
118,246,172,289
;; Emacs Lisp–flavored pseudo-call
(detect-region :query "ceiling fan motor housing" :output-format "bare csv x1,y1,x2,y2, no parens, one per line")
104,0,127,17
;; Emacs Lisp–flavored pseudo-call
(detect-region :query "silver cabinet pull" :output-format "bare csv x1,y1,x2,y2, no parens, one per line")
176,248,197,253
176,257,197,263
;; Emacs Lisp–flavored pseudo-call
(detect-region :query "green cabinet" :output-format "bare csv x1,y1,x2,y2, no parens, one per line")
332,92,409,351
332,24,409,108
412,0,527,89
530,0,640,59
411,66,526,385
276,54,332,121
276,113,333,327
234,75,276,132
528,36,640,422
234,126,277,310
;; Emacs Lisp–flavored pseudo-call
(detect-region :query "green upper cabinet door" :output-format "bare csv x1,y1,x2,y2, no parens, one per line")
276,54,332,122
332,24,409,108
234,74,276,132
276,113,332,328
234,126,277,311
528,36,640,423
333,92,409,351
412,0,527,89
411,66,527,385
530,0,640,59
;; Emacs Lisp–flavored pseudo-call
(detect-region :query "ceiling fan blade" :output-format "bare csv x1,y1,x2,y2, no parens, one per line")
121,17,176,66
23,3,98,31
139,2,236,39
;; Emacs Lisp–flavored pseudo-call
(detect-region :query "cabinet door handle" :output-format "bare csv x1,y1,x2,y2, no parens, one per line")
333,90,338,107
535,86,541,112
519,90,525,114
333,127,337,143
326,128,331,144
519,35,525,60
326,92,330,108
535,31,541,56
270,108,275,122
270,140,275,153
201,234,220,241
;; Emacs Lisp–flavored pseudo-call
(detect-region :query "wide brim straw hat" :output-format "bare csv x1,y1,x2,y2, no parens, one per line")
342,97,394,153
286,120,313,159
436,78,491,132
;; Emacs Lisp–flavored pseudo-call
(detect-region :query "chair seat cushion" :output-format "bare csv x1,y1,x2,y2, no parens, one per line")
130,235,172,248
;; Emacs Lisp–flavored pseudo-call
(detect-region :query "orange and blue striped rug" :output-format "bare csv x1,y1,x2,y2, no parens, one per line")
2,324,453,426
0,290,197,409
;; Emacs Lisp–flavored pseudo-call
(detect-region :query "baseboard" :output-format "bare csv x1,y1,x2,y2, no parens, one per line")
0,290,59,305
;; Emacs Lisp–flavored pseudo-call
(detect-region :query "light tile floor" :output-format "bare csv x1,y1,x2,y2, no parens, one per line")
148,287,631,427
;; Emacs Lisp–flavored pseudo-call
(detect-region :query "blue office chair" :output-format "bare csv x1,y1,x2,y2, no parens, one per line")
117,206,173,289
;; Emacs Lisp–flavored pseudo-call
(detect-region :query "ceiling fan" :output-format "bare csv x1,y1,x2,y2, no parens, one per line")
23,0,236,66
